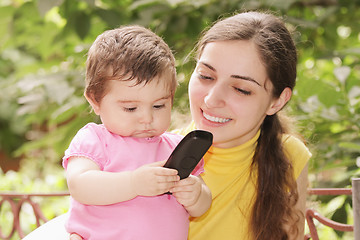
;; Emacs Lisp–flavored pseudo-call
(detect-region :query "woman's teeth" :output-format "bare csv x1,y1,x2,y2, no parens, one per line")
203,112,231,123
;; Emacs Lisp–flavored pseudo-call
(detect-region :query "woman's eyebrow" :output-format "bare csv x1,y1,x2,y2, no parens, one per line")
199,61,262,87
230,74,262,86
198,61,216,72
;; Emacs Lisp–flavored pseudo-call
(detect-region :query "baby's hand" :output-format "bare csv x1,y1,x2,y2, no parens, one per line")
169,175,202,208
131,160,180,197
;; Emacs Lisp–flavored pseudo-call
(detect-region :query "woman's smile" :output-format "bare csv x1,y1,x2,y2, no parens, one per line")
202,110,232,124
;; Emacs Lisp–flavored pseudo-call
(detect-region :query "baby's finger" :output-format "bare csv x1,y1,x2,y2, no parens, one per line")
70,233,83,240
157,181,177,192
170,184,194,194
172,190,191,199
173,177,196,187
157,174,180,183
171,192,195,206
155,167,178,176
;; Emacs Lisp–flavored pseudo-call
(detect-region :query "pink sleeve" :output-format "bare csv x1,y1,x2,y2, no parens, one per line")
191,159,204,176
62,124,107,170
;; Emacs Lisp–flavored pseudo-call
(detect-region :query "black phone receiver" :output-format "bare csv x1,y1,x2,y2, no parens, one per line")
164,130,213,180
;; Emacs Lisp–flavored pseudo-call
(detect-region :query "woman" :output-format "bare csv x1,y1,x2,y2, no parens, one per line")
175,11,311,240
24,11,310,240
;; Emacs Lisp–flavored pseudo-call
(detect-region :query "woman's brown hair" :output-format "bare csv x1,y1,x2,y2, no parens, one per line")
195,11,299,239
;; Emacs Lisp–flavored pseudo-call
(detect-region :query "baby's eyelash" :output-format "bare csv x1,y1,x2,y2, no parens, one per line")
153,104,165,109
123,107,137,112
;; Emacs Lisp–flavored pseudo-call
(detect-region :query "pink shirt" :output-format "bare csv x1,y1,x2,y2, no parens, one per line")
62,123,204,240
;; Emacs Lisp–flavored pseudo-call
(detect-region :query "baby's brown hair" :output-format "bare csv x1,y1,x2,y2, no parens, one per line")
85,25,177,103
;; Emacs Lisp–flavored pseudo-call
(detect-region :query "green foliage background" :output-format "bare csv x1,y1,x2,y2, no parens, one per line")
0,0,359,238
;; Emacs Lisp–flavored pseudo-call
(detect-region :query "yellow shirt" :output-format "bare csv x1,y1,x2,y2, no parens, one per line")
174,123,311,240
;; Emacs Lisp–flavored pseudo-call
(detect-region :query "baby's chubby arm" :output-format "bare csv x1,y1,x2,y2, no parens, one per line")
170,175,212,217
66,157,180,205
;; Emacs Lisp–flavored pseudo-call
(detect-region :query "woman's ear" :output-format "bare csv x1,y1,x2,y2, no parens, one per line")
84,93,101,115
266,87,292,116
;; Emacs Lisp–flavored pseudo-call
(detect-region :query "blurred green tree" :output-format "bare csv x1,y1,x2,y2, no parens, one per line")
0,0,359,238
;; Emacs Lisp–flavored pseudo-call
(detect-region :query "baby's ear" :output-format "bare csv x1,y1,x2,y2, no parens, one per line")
266,87,292,116
84,93,101,115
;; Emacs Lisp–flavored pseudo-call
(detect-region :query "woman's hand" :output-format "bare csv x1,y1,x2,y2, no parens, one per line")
131,160,180,196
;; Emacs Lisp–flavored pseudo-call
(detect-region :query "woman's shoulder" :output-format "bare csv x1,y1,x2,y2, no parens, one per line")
282,134,312,178
282,134,305,147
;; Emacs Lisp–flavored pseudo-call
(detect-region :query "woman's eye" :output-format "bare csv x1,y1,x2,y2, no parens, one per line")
123,107,137,112
153,104,165,109
234,87,251,95
198,74,213,80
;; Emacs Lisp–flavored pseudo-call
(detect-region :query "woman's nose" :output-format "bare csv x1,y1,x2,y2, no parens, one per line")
204,85,226,108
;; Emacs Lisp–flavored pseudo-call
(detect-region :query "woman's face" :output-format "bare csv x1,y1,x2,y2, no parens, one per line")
189,40,281,148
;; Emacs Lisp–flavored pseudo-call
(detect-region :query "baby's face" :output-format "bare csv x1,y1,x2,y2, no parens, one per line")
90,77,172,138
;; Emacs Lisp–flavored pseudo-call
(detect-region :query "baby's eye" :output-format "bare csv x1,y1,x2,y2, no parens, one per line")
123,107,137,112
234,87,251,96
153,104,165,109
